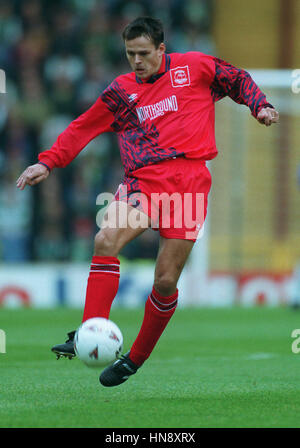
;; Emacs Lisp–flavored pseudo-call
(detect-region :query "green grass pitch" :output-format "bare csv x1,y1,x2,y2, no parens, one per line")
0,305,300,428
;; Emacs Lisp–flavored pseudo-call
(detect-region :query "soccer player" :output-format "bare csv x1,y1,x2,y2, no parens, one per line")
16,17,279,387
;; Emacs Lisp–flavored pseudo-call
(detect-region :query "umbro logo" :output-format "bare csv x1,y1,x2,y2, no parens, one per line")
128,93,138,103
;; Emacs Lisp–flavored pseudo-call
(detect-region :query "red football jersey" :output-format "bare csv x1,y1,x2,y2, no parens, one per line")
38,52,273,175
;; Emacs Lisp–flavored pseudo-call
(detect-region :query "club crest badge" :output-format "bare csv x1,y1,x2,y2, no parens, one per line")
170,66,191,88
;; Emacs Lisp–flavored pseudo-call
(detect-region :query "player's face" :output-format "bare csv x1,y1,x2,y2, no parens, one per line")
125,35,166,80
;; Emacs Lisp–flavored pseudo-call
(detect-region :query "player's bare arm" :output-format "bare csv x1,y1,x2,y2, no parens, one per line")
257,106,279,126
16,163,49,190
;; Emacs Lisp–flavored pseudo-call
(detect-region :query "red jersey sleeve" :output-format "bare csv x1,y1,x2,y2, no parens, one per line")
209,57,274,117
38,96,115,169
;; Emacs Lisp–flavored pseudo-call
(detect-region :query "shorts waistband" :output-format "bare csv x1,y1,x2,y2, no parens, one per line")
127,156,206,177
163,156,206,165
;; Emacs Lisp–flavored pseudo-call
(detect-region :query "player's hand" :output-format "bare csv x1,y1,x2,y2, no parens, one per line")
16,163,50,190
257,107,279,126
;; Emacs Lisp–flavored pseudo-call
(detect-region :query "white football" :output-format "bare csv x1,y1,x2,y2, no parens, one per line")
74,317,123,368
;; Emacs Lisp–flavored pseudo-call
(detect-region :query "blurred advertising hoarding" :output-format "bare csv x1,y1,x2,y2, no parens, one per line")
0,261,298,308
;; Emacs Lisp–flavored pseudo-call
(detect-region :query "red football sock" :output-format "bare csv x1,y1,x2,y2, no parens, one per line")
129,286,178,366
82,256,120,322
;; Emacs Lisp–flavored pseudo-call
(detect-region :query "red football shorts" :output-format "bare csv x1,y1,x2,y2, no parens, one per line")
114,157,212,241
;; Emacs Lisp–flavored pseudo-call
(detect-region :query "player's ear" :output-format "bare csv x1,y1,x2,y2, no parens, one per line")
158,42,166,55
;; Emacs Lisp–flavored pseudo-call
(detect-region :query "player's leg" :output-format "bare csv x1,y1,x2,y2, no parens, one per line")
100,237,194,386
82,200,151,322
51,200,151,359
128,236,194,364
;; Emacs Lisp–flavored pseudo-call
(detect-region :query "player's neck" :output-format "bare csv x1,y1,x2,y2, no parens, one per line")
154,53,165,75
140,54,166,83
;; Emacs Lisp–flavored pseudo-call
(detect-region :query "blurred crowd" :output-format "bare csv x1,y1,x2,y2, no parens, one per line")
0,0,215,263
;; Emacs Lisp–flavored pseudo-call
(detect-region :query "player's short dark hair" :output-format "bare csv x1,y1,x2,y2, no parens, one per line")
122,17,164,48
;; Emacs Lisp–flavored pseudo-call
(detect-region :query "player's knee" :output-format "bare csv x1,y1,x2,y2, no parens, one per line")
94,230,119,257
154,273,177,297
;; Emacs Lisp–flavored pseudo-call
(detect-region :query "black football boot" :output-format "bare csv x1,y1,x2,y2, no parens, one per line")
51,330,76,360
99,351,140,387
